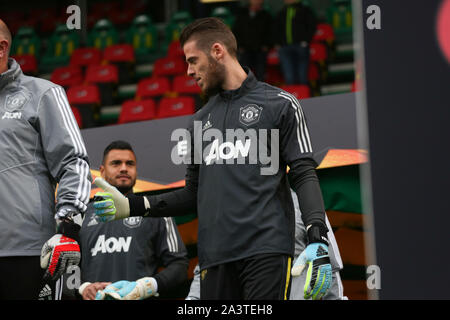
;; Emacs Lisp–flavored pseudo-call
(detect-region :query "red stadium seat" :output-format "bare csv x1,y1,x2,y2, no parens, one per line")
34,8,65,34
67,84,101,105
153,56,187,78
67,84,101,128
167,40,184,58
313,23,335,43
103,44,135,63
110,7,136,27
70,47,102,68
103,44,135,84
309,42,329,83
85,64,119,84
265,67,284,86
172,75,201,95
266,48,280,66
136,77,171,99
119,99,156,124
51,65,83,88
156,96,195,119
308,62,320,82
309,42,328,62
12,54,38,75
281,85,311,99
71,106,83,128
85,64,119,106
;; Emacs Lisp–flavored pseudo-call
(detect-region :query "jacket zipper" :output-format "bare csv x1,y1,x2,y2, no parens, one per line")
222,98,230,131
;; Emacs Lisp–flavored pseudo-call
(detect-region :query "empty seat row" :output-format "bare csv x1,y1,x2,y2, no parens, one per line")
118,96,195,124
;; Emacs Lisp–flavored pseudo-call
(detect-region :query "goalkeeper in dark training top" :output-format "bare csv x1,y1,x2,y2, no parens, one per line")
94,17,332,300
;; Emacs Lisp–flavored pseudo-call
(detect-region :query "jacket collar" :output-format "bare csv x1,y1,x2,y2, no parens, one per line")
219,67,258,100
0,58,22,91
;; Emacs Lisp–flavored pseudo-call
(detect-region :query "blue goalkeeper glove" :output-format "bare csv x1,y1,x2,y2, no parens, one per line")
292,242,332,300
95,277,158,300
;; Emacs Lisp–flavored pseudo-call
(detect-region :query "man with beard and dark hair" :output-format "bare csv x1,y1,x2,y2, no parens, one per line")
93,18,332,300
72,141,188,300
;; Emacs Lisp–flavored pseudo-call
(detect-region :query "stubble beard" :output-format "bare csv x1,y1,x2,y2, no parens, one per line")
203,55,226,98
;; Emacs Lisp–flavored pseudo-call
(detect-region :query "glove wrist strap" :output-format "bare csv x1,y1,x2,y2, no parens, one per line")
127,194,148,217
56,219,81,242
306,223,329,245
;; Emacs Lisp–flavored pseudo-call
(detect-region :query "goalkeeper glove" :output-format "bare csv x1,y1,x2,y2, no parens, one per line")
291,223,332,300
93,178,149,222
40,216,81,281
96,277,158,300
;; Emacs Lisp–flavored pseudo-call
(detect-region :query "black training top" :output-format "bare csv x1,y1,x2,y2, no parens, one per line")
145,70,326,269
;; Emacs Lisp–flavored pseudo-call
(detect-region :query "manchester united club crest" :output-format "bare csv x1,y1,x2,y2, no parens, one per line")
123,216,143,228
5,92,29,112
239,104,262,126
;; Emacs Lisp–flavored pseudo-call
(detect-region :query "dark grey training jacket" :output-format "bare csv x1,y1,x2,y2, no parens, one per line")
147,70,325,269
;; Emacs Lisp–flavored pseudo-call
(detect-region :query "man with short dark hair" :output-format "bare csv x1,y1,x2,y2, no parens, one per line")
77,141,188,300
94,17,332,300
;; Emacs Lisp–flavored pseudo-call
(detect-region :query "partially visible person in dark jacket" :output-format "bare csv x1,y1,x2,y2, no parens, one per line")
77,140,188,300
233,0,272,81
273,0,317,85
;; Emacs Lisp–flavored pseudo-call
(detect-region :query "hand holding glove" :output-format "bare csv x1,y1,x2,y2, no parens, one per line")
93,178,150,222
291,223,332,300
78,282,111,300
95,277,158,300
40,217,81,281
93,178,131,222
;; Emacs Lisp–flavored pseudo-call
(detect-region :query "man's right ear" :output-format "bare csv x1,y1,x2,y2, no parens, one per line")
0,40,8,59
99,165,105,178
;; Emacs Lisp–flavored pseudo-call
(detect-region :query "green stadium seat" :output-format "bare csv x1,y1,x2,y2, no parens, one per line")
40,25,80,73
211,7,235,28
11,27,41,59
88,19,119,50
126,15,159,63
326,3,353,43
164,11,193,52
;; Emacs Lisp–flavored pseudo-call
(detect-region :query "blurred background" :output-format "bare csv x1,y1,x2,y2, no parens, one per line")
1,0,357,128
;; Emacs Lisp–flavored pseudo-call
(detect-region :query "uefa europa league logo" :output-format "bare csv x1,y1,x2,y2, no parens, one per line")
437,0,450,64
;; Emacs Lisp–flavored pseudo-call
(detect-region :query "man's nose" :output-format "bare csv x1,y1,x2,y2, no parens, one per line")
187,65,195,77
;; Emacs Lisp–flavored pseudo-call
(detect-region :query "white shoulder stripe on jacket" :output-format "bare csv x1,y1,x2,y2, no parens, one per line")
278,91,313,154
164,217,179,252
51,86,90,212
51,87,87,157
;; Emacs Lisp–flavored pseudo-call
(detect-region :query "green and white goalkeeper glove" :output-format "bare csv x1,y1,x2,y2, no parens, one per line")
93,178,150,222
